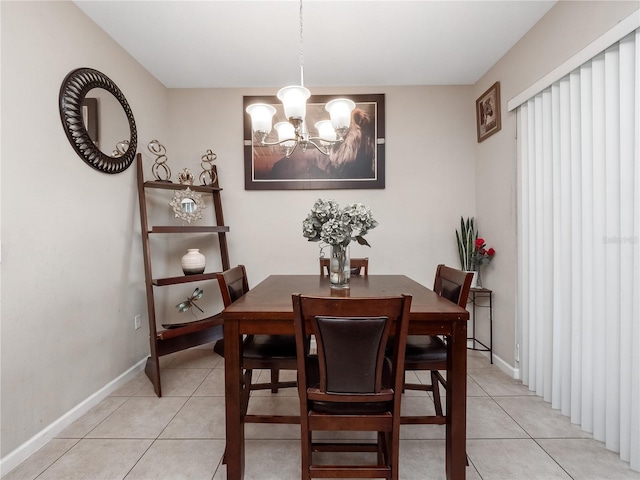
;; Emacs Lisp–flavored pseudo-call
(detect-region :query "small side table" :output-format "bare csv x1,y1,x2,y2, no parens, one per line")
467,287,493,363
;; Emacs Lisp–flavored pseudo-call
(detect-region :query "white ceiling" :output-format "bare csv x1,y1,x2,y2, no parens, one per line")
75,0,556,89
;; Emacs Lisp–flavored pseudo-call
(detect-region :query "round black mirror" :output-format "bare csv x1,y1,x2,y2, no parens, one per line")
59,68,137,174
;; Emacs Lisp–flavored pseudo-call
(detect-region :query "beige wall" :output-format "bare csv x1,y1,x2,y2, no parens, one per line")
473,1,640,368
156,85,477,288
145,83,478,326
0,1,168,460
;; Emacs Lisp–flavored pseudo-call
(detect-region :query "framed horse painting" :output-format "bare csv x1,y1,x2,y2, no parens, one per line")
476,82,501,143
243,94,385,190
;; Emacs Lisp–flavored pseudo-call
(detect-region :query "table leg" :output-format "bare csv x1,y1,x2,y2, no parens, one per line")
446,320,467,480
224,320,244,479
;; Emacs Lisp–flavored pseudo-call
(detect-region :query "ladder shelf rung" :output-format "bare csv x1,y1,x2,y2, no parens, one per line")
153,273,220,286
150,226,229,234
157,314,223,340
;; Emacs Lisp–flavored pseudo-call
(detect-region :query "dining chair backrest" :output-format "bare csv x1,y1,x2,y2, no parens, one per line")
433,264,473,307
401,265,473,420
216,264,250,306
292,294,412,406
319,257,369,276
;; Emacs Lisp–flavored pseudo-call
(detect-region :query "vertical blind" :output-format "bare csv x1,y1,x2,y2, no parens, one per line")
516,29,639,471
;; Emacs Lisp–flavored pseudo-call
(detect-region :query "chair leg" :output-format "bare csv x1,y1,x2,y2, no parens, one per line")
301,429,312,480
270,368,280,393
431,370,444,416
241,369,253,415
390,430,399,480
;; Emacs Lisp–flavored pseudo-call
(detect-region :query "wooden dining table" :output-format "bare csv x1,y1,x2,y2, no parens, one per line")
221,274,470,480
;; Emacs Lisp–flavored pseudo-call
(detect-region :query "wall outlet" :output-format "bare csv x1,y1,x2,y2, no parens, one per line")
134,314,142,330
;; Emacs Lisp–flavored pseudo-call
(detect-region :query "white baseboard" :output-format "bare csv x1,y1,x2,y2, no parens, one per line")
492,352,520,379
467,340,521,380
0,358,147,477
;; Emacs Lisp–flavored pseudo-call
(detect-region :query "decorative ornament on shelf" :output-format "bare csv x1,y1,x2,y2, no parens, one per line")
178,168,195,185
181,249,206,275
175,287,204,319
303,198,378,289
169,188,205,223
245,0,356,158
148,139,172,182
199,149,219,187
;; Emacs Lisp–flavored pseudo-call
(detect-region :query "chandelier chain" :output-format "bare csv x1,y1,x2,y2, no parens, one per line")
299,0,304,87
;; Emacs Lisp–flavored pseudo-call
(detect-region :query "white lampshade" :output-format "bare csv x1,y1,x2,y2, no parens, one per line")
277,86,310,121
325,98,355,130
246,103,276,133
315,120,336,141
274,122,296,147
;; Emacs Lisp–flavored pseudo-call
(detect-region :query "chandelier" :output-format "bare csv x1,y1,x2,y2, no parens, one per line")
245,0,355,158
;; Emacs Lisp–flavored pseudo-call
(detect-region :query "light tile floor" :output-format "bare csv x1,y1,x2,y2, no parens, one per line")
3,347,638,480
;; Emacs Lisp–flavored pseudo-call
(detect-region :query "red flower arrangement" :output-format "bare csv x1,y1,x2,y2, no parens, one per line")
471,237,496,269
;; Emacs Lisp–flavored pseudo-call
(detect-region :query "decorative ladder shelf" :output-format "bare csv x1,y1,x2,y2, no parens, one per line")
136,153,230,396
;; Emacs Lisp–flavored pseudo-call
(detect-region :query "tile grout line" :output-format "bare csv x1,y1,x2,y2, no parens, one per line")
488,395,577,479
531,438,576,480
32,439,81,480
34,395,139,480
121,436,155,480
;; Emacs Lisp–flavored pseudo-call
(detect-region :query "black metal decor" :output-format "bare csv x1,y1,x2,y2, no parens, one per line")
59,68,137,174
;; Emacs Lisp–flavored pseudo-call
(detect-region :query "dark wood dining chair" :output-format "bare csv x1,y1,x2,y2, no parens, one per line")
213,265,297,414
319,256,369,276
292,293,412,480
402,264,473,421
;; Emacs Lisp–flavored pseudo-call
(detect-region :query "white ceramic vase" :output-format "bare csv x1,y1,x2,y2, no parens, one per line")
181,249,206,275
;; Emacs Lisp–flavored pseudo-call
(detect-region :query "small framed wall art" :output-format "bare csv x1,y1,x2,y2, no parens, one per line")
476,81,501,143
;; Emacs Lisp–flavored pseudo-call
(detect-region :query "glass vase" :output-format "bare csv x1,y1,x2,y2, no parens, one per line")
466,270,477,288
329,244,350,289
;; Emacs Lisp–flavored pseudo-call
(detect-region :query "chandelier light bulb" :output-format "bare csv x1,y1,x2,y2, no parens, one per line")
326,98,356,130
246,104,276,134
315,120,337,142
274,122,296,146
277,85,311,121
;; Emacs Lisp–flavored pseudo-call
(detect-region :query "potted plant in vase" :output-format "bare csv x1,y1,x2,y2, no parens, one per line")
456,216,477,281
456,217,496,287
